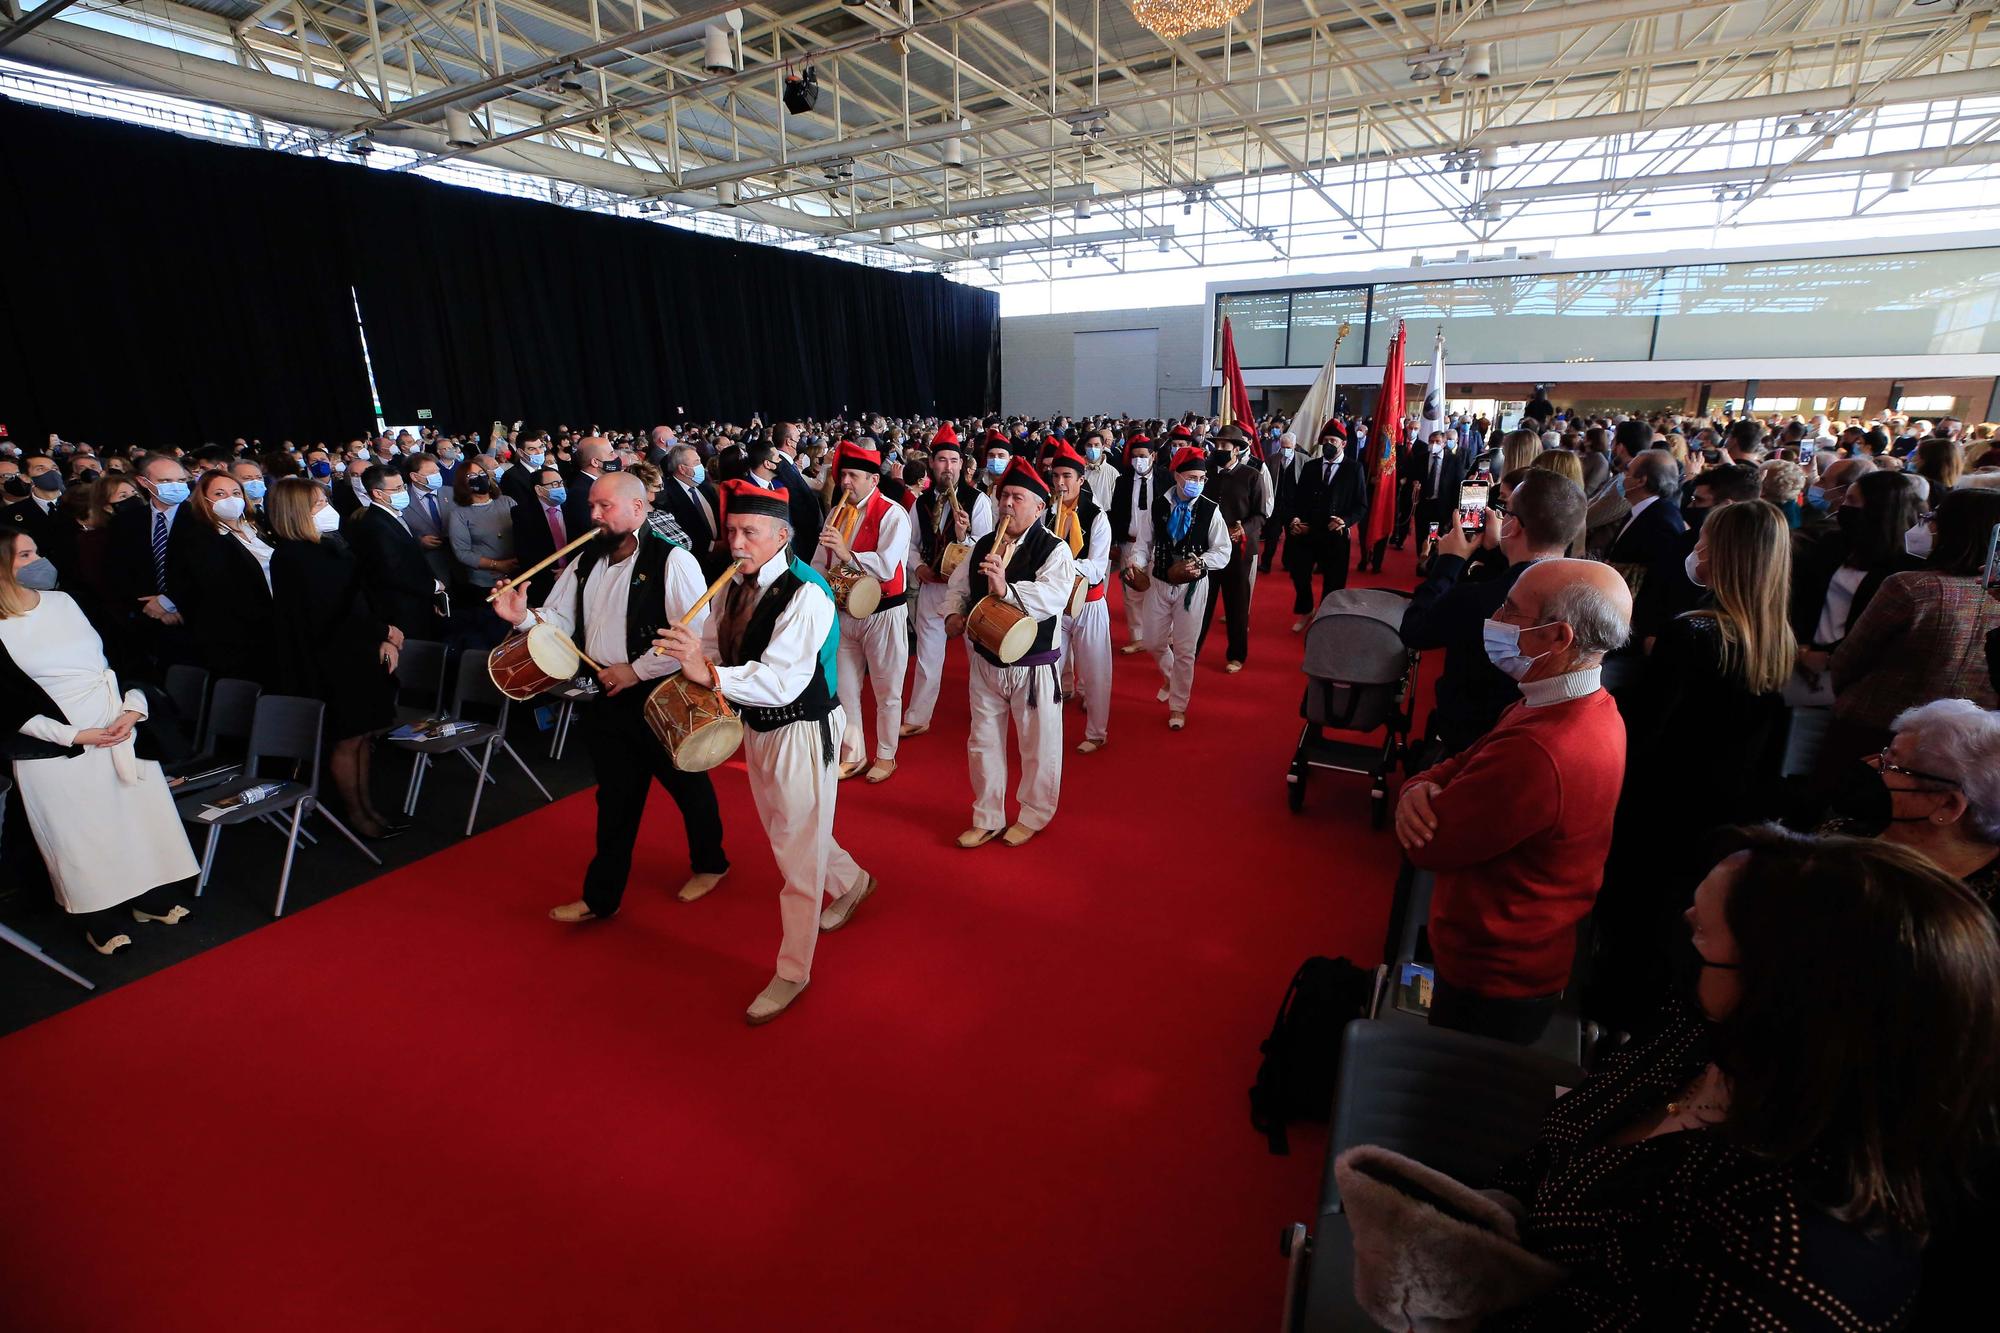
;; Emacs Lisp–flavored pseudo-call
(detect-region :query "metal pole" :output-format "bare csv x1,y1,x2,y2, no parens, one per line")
0,0,86,53
363,0,389,111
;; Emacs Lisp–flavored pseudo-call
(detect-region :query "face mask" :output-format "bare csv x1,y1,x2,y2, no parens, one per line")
16,557,58,591
212,496,247,521
1481,617,1556,681
1804,485,1826,510
1085,446,1102,462
1179,479,1204,501
602,459,622,473
524,452,545,469
154,480,191,505
691,464,707,486
546,486,568,505
114,495,144,515
1905,520,1934,559
467,474,491,495
422,472,444,491
1836,506,1867,541
1683,548,1706,588
32,473,63,494
1281,447,1295,462
312,504,342,534
1215,451,1234,469
387,490,410,511
1132,457,1153,476
244,479,267,500
440,451,459,465
986,458,1008,476
1,476,27,498
77,469,100,483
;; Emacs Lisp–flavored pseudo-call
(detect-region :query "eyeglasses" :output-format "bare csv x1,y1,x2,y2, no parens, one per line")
1865,747,1960,789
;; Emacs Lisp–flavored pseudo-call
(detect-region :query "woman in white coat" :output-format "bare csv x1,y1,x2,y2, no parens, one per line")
0,531,199,954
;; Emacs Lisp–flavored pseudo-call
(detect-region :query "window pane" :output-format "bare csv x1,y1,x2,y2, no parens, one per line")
1216,291,1290,368
1365,269,1661,364
1838,397,1867,411
1750,397,1800,411
1653,249,2000,359
1287,288,1370,367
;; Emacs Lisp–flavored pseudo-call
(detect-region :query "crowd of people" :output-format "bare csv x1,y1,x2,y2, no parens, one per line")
4,393,1999,1321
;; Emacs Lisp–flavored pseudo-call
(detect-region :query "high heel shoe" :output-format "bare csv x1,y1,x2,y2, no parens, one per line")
86,931,133,956
132,905,191,926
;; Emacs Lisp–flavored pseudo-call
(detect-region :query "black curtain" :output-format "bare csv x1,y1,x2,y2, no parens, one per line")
0,99,999,450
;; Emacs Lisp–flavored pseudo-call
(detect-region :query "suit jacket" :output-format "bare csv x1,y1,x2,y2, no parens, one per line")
402,484,454,585
1400,554,1531,757
344,504,442,639
773,458,822,561
1266,454,1304,527
1411,447,1470,510
1292,451,1371,535
1584,487,1630,560
658,476,721,557
165,519,276,684
510,497,567,604
499,461,540,509
1109,469,1163,543
1832,571,2000,730
329,477,365,519
561,473,601,541
107,499,200,600
2,496,57,551
1605,496,1688,569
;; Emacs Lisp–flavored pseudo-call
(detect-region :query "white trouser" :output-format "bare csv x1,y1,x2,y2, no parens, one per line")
835,602,910,764
1116,545,1147,643
744,706,865,984
1144,576,1211,714
904,580,955,729
1062,597,1112,744
967,653,1064,832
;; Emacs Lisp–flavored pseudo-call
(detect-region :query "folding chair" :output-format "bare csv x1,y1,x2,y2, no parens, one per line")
0,775,94,990
392,639,449,726
163,663,211,747
391,651,554,835
174,695,381,917
165,676,260,796
1290,1020,1580,1332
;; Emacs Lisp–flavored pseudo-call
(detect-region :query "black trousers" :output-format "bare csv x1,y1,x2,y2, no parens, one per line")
1287,529,1351,614
1197,538,1256,662
1392,478,1418,545
580,692,728,916
1428,978,1559,1046
1258,522,1286,573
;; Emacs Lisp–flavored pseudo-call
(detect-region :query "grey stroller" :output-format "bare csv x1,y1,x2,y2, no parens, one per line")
1287,588,1419,827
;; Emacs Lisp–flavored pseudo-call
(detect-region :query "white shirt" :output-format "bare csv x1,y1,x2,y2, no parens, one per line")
518,537,709,683
942,522,1077,651
1124,498,1232,574
702,551,834,708
221,522,275,591
1068,507,1113,589
1082,460,1118,511
815,487,911,591
905,487,995,568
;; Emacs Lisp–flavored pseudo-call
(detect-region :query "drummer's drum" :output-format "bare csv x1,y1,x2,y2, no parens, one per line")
487,623,580,701
1066,574,1088,618
827,563,882,618
938,540,973,580
1120,565,1153,593
966,595,1037,664
644,674,745,772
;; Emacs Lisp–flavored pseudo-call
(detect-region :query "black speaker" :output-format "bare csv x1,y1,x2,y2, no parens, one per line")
784,67,820,115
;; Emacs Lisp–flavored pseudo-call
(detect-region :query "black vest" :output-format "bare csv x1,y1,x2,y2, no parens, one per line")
1149,494,1220,580
967,522,1061,669
916,481,981,567
571,527,680,668
723,566,837,734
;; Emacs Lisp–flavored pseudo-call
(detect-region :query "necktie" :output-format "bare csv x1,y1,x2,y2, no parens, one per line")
426,494,440,528
151,509,169,592
1430,453,1442,493
693,484,715,539
1137,477,1149,512
547,505,567,567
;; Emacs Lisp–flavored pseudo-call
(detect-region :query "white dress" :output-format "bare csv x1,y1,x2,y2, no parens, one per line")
0,592,200,913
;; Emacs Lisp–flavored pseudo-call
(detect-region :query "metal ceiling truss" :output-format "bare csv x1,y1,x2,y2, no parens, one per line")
6,0,1998,275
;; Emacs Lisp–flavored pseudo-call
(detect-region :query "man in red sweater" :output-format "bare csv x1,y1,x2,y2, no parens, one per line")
1395,559,1633,1044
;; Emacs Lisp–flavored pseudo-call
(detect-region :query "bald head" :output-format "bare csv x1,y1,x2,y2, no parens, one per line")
1818,454,1874,509
1501,558,1632,680
588,471,648,536
577,436,615,474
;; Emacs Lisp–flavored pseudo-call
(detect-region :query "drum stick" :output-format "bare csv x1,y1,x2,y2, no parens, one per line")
487,525,602,602
651,559,744,654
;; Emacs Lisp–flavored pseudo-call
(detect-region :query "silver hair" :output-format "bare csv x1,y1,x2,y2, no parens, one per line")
668,443,698,472
1543,580,1631,658
1631,448,1681,502
1891,699,2000,842
1280,431,1297,448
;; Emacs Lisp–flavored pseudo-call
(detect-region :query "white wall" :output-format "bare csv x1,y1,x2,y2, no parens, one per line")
1001,306,1207,419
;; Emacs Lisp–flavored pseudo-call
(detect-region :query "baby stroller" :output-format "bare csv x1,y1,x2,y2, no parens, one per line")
1287,588,1419,827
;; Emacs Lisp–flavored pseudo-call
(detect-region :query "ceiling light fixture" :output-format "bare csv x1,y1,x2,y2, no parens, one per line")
1125,0,1255,42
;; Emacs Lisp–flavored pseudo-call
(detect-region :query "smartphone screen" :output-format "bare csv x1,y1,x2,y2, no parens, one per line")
1457,482,1490,513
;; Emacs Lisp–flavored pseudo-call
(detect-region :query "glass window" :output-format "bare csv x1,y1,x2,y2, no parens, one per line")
1751,397,1800,411
1216,291,1290,368
1838,397,1867,411
1652,249,2000,359
1900,395,1958,412
1287,287,1369,367
1365,268,1661,364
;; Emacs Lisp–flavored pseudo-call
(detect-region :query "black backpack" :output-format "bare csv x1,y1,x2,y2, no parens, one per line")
1248,956,1375,1155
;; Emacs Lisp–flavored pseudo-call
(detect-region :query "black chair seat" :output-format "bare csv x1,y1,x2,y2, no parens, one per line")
388,722,502,755
176,778,307,826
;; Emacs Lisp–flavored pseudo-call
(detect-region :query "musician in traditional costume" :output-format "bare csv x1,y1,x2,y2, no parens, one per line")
653,481,877,1027
814,440,912,783
1044,442,1113,754
902,424,993,739
942,458,1075,848
1108,434,1157,655
491,472,730,920
1125,446,1232,731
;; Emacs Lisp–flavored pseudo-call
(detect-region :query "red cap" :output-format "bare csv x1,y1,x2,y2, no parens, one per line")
1169,423,1194,440
833,439,882,475
1046,440,1091,475
997,456,1050,503
1320,418,1348,441
931,423,960,448
718,478,790,526
1171,446,1209,473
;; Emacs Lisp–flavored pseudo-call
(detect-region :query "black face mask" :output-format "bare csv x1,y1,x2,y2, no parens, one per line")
77,470,100,483
114,495,145,514
1835,506,1868,542
1,476,27,498
1685,504,1711,534
466,474,491,495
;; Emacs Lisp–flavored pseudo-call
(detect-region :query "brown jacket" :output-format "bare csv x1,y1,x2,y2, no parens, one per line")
1831,571,2000,730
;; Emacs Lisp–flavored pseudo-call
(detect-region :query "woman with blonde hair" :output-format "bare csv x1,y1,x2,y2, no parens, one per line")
1498,428,1542,477
0,529,198,954
1595,500,1796,1028
1758,457,1806,527
1527,448,1584,488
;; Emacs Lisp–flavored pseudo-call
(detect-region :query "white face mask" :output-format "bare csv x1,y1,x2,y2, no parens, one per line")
1683,547,1706,588
212,496,246,521
312,504,342,533
1132,457,1153,476
1905,520,1934,559
1481,617,1557,681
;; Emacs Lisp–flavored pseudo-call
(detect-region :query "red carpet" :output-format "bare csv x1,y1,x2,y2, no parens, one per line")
0,550,1423,1332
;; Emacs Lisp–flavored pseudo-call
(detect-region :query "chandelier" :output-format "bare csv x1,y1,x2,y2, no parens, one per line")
1126,0,1256,43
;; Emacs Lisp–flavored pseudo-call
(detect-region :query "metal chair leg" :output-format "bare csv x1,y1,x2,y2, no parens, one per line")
257,810,317,845
195,823,221,894
500,741,554,803
0,923,96,990
310,801,383,866
272,801,306,918
463,737,498,836
405,753,430,816
455,749,499,784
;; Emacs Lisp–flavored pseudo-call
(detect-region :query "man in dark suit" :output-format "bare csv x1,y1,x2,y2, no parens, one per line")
1605,448,1687,577
657,443,725,576
1411,430,1472,566
502,431,549,508
105,452,201,673
1259,432,1304,574
1107,435,1158,653
1,459,60,551
509,465,572,605
1285,420,1370,627
770,423,823,562
562,437,615,539
344,465,445,641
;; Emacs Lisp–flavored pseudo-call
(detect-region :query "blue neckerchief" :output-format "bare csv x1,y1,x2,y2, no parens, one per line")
1168,497,1194,543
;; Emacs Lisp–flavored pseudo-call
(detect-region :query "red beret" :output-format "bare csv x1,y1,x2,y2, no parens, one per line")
833,440,882,475
718,478,789,525
930,423,961,452
1171,446,1208,473
997,456,1050,503
1046,440,1091,475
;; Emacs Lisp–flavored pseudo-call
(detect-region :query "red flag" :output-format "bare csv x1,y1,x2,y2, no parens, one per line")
1220,317,1258,456
1365,321,1406,543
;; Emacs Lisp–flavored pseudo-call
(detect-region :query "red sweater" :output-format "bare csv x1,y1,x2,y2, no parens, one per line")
1408,689,1626,998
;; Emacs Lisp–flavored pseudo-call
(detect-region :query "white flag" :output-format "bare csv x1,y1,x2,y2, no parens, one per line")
1421,330,1448,429
1293,339,1341,457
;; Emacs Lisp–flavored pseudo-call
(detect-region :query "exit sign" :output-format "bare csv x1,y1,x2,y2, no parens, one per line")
415,408,433,420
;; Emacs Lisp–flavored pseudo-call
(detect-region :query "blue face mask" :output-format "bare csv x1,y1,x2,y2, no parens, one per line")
422,472,444,491
524,452,545,469
154,479,190,505
1481,617,1556,681
1179,479,1204,501
243,479,267,500
690,464,707,486
1804,485,1826,511
546,486,568,505
387,489,411,511
310,461,332,478
987,457,1008,476
1085,446,1102,462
